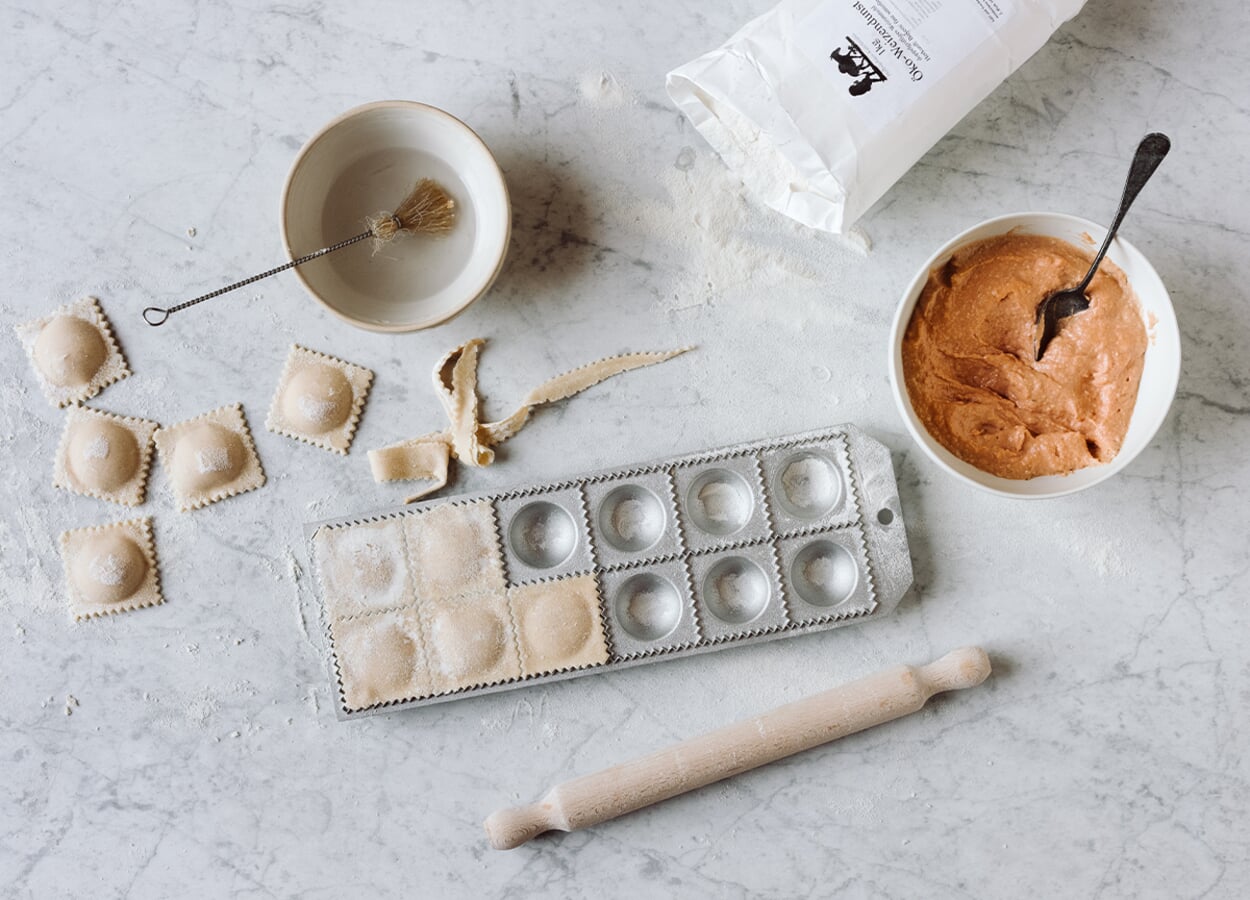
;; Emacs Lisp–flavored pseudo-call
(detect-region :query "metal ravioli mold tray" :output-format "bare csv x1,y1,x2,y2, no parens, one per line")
306,425,913,718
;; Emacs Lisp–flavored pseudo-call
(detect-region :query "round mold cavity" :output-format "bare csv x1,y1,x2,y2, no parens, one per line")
508,501,577,569
702,556,770,625
614,572,682,642
685,468,753,536
597,484,666,553
773,451,842,519
790,540,858,608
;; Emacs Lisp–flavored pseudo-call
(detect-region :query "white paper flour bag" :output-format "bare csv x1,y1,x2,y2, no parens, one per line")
667,0,1087,233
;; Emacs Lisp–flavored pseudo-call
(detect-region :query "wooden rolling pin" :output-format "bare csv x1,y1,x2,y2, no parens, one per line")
485,646,991,850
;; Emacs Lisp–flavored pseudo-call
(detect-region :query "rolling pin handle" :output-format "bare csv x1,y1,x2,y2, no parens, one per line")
484,802,559,851
918,646,992,694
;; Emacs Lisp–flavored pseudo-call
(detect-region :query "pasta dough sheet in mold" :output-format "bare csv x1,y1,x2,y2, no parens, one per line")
331,610,431,710
509,575,609,676
59,517,163,621
421,594,522,695
322,500,537,709
266,344,374,454
15,296,131,408
406,499,507,600
153,403,266,511
315,519,413,619
53,406,159,506
406,500,521,695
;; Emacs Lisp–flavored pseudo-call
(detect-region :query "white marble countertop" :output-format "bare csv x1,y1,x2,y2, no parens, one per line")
3,1,1248,897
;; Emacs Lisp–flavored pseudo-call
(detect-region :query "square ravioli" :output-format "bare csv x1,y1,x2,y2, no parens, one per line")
153,403,266,511
15,296,131,408
405,499,506,600
59,517,163,621
313,519,412,619
331,609,431,711
266,344,373,454
509,574,609,676
53,406,159,506
420,591,522,695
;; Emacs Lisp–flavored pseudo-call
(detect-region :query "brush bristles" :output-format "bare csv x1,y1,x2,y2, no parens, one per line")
368,178,457,241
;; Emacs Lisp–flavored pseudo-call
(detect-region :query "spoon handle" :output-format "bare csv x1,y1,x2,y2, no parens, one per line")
1076,132,1171,294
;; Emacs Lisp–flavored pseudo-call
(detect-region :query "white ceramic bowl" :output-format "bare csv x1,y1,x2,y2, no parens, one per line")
888,212,1180,499
281,100,510,332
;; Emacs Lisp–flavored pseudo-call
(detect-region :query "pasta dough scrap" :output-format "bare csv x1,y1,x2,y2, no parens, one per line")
59,517,163,621
313,519,412,619
266,344,374,454
368,338,692,501
331,610,431,711
53,406,159,506
153,403,266,511
15,296,131,408
509,574,609,676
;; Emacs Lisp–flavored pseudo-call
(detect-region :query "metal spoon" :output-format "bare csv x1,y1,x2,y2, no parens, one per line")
1034,132,1171,361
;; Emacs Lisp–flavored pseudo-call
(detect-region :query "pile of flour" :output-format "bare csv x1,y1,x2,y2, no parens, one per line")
576,70,872,314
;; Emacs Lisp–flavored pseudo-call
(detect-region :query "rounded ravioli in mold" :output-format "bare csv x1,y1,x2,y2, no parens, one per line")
15,296,131,408
266,344,373,454
59,517,163,621
332,610,431,711
54,406,158,506
421,596,521,694
313,520,411,619
405,499,507,600
508,574,609,677
153,403,266,511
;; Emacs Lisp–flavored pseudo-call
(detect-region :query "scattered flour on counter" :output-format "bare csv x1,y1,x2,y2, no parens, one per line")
567,73,872,314
286,549,316,649
1,512,61,615
579,70,630,108
183,692,219,727
1067,534,1133,579
64,694,79,716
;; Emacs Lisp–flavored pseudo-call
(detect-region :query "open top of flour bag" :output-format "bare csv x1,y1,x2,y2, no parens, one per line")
667,0,1088,234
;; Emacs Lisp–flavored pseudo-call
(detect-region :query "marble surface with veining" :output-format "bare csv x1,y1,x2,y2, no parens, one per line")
3,1,1248,897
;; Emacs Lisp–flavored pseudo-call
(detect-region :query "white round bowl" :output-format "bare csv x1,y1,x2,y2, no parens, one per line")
281,100,510,332
888,212,1180,499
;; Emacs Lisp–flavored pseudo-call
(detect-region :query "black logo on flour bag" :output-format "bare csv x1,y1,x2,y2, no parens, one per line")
830,38,888,96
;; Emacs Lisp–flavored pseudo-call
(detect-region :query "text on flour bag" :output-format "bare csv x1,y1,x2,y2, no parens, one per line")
667,0,1088,234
